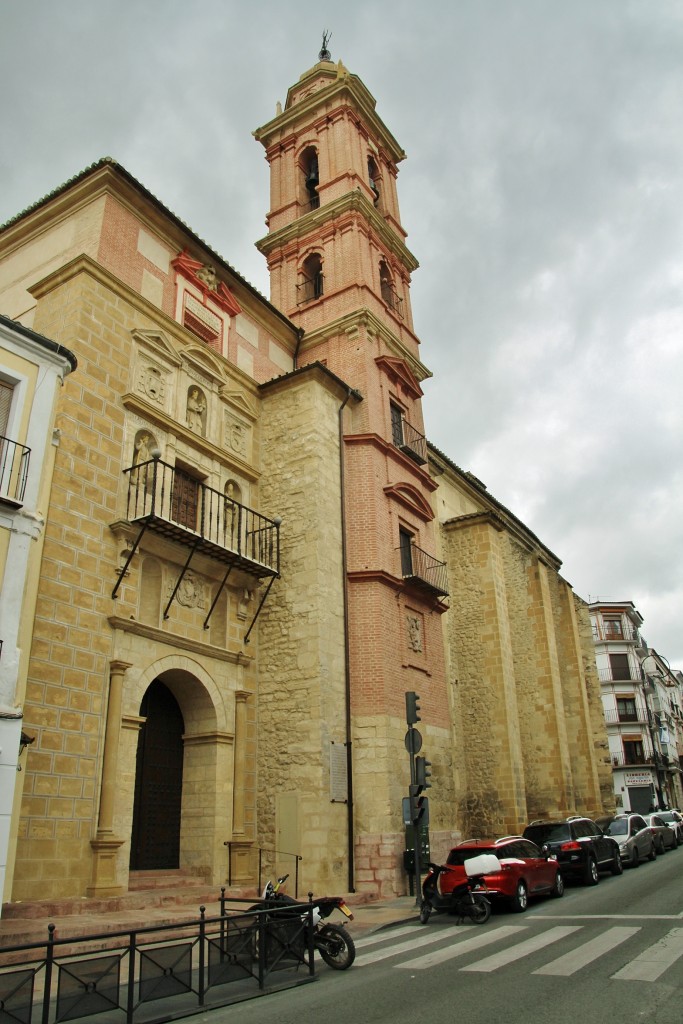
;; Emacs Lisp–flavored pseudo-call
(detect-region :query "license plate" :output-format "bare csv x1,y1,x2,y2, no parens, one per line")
339,902,354,920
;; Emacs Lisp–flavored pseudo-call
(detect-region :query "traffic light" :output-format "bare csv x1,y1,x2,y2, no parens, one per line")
415,755,432,790
405,691,421,725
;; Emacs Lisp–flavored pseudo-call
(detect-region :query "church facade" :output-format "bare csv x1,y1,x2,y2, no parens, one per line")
0,55,612,908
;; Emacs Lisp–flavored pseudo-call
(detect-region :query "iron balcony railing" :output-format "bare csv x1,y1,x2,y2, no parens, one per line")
398,542,449,598
391,417,427,466
598,665,639,683
124,458,280,578
0,434,30,504
380,284,404,319
610,745,663,770
592,623,641,644
603,708,649,726
296,273,324,304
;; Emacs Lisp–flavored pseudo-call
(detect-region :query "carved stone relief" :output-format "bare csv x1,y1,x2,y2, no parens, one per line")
224,411,251,460
406,614,423,653
168,571,206,610
137,363,166,405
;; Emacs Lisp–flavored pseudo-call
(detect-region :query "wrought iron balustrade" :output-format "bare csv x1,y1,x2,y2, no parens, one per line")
0,901,315,1024
592,623,641,643
123,458,280,577
610,750,656,768
0,434,30,504
603,709,648,726
598,666,638,683
397,542,449,598
391,417,427,466
380,285,404,319
296,274,324,304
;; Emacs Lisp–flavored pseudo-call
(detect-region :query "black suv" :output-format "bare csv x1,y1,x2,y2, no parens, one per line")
522,816,622,885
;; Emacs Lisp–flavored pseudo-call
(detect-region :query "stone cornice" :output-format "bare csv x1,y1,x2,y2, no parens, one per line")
108,615,253,664
344,432,437,492
442,511,560,568
347,569,448,614
300,307,432,385
120,392,260,482
254,64,406,165
255,189,418,275
28,254,266,398
259,359,361,405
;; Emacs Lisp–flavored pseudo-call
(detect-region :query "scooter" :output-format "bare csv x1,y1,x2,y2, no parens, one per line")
419,854,499,925
249,874,356,969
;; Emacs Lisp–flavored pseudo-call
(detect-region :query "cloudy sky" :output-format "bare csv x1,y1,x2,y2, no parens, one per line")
1,1,682,664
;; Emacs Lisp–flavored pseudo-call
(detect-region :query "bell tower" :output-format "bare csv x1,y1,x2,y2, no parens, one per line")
255,47,450,896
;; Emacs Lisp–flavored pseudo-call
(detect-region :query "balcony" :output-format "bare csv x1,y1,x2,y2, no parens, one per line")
610,751,655,768
391,417,427,466
398,542,449,598
296,273,324,304
592,622,641,644
598,666,638,683
604,709,648,726
0,435,30,505
380,284,404,320
122,457,280,578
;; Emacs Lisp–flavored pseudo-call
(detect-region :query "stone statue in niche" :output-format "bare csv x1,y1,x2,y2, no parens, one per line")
196,264,218,290
187,387,207,435
133,433,153,465
407,615,423,653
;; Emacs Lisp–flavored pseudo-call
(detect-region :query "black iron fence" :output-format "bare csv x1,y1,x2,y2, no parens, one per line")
0,899,316,1024
0,434,30,504
397,541,449,598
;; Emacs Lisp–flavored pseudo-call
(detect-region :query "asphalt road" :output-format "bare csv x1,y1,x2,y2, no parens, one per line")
204,847,683,1024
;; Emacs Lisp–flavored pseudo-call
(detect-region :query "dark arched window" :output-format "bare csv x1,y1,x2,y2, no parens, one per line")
298,253,324,304
379,260,403,318
302,147,320,210
367,155,380,206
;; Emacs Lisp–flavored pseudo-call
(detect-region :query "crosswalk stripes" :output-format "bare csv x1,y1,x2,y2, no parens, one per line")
395,925,527,970
611,927,683,982
352,921,683,983
533,926,641,976
460,925,582,973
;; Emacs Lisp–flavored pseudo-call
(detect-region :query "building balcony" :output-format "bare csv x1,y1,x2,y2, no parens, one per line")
380,284,404,320
598,666,639,683
296,273,324,304
592,623,641,644
0,434,30,506
610,751,655,769
603,709,649,726
398,542,449,598
123,457,280,579
391,417,427,466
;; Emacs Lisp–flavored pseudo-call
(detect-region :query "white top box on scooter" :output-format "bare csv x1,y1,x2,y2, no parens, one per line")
464,853,501,876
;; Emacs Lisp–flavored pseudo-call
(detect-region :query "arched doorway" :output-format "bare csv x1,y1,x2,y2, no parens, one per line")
130,680,185,870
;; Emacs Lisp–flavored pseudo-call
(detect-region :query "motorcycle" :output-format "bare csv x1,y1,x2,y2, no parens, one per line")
419,854,499,925
249,874,356,970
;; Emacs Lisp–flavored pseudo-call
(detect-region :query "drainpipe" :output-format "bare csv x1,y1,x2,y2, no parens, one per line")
293,327,304,369
338,386,355,893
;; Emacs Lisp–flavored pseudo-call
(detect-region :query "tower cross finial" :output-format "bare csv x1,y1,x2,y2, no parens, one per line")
319,30,332,62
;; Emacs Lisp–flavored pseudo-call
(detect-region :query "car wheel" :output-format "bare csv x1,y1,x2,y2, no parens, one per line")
551,871,564,898
610,849,624,875
657,838,666,855
648,842,657,861
631,847,640,868
583,857,600,886
510,880,528,913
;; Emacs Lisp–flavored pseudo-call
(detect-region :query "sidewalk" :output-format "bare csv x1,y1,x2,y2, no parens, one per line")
0,891,419,950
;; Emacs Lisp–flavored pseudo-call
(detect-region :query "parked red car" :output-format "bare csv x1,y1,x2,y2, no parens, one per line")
440,836,564,912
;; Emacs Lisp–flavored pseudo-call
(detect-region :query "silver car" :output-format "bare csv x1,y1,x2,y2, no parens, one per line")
598,814,655,867
654,810,683,845
645,813,679,853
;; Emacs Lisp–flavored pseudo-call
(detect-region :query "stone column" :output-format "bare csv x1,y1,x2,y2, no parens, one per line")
87,659,130,896
228,690,252,884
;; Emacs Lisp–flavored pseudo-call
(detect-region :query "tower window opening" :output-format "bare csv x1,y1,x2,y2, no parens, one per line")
298,253,324,304
302,147,320,211
367,156,380,206
379,261,403,319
